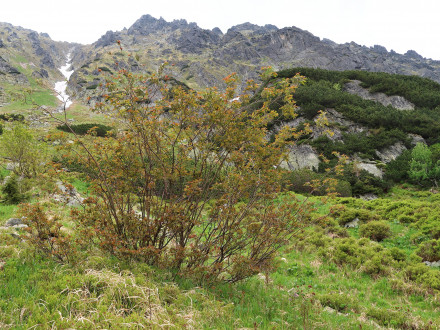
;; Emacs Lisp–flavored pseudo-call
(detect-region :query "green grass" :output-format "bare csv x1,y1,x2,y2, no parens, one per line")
0,204,17,224
1,166,440,327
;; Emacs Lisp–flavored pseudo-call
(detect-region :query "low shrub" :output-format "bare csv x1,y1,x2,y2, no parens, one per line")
0,113,24,122
363,254,394,277
332,206,376,226
19,203,75,263
415,239,440,262
57,123,114,137
318,292,359,312
282,168,352,197
397,214,416,223
359,221,391,241
389,247,406,262
1,175,27,204
367,307,409,328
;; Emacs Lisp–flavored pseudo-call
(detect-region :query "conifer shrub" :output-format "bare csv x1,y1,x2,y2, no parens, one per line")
282,168,352,197
2,175,27,204
332,206,376,226
397,214,416,223
415,239,440,262
389,247,407,262
359,221,392,241
57,123,114,137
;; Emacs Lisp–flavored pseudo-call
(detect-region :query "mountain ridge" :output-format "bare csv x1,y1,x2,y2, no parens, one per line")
65,13,440,98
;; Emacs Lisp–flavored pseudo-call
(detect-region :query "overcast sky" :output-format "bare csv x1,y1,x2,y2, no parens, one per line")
1,0,440,59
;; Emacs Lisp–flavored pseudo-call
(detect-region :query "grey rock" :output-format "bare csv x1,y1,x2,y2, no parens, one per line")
55,181,84,206
344,80,415,110
0,56,21,75
424,261,440,267
409,134,426,146
356,162,383,179
6,162,17,171
359,194,378,201
94,30,122,48
5,218,24,227
376,142,407,163
12,224,28,229
211,27,223,36
279,144,320,171
344,217,360,228
325,109,367,134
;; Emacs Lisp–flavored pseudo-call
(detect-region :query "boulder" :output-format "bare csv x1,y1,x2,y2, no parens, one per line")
375,142,407,163
279,144,320,171
409,134,426,146
359,194,378,201
424,261,440,268
344,217,360,228
5,218,24,227
356,162,383,179
54,181,84,206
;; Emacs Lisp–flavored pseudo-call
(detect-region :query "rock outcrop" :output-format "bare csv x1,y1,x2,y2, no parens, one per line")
279,144,320,171
344,80,415,110
376,142,408,163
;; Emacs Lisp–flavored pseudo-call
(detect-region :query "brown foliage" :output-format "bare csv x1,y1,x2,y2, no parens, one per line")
19,203,75,263
63,65,313,282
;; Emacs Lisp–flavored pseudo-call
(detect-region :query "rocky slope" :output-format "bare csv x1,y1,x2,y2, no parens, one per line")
0,23,76,107
67,14,440,99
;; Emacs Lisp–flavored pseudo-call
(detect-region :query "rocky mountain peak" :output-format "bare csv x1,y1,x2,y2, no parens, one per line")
405,49,424,60
229,22,279,35
127,14,200,36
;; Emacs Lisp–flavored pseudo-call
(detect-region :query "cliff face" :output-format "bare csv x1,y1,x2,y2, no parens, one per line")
67,14,440,97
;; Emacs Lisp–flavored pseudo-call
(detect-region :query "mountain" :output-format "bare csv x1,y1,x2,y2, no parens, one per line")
0,22,75,110
67,14,440,100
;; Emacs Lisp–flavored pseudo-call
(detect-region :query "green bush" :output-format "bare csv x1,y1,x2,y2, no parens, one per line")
359,221,391,241
0,113,24,122
397,214,416,223
1,175,27,204
367,307,409,328
363,254,393,276
57,123,114,137
318,293,359,312
385,149,411,183
282,168,352,197
389,247,406,262
415,239,440,262
333,206,376,226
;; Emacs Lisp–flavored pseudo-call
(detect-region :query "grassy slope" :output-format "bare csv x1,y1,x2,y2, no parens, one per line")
1,189,440,328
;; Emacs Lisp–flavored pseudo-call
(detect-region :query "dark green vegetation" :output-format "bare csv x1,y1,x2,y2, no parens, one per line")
57,123,114,137
267,68,440,196
279,68,440,144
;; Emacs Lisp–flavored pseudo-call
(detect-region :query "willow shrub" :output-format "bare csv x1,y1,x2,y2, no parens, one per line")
57,65,324,283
